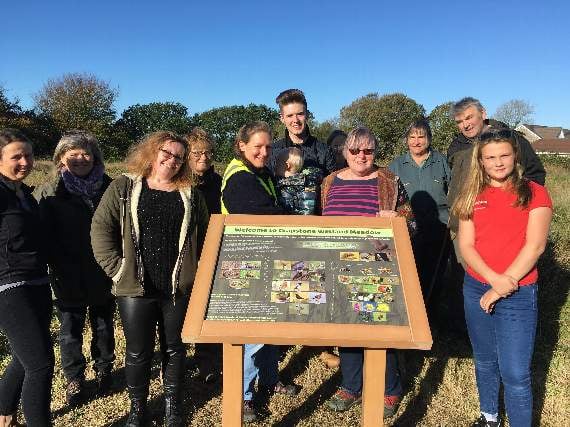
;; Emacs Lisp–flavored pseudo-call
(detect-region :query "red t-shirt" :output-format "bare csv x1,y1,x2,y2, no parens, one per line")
467,181,552,285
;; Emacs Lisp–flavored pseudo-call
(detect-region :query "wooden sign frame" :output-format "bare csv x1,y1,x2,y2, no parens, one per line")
181,214,432,426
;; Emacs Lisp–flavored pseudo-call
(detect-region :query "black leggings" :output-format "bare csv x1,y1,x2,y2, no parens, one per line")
0,285,54,426
117,295,189,400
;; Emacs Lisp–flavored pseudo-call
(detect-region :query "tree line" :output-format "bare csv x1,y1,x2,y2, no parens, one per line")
0,73,533,162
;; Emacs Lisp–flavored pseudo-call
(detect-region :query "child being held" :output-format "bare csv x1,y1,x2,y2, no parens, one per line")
274,147,323,215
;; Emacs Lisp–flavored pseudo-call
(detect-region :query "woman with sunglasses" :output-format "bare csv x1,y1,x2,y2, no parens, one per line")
91,131,208,427
452,130,552,427
321,127,413,418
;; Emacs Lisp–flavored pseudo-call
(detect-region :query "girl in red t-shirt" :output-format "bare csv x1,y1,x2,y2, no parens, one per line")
451,129,552,427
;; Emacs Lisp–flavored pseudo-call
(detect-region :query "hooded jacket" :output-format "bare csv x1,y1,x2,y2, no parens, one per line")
90,174,208,298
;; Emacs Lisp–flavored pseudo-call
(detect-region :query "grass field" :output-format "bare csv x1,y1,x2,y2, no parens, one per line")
1,160,568,426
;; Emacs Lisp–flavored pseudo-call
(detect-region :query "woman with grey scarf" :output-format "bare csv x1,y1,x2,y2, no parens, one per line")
34,131,115,407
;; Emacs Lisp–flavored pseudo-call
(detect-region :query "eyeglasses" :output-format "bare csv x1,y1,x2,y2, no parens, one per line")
159,148,184,165
190,150,213,158
347,148,375,156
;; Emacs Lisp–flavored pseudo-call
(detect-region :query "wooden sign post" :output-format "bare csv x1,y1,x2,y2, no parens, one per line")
182,214,431,426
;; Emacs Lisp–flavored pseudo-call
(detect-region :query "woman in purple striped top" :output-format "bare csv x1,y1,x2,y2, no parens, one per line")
322,127,413,418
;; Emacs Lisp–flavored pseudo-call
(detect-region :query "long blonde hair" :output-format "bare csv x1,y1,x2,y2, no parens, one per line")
451,129,531,220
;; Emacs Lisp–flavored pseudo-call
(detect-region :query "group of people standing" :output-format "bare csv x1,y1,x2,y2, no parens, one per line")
0,89,551,427
0,128,212,427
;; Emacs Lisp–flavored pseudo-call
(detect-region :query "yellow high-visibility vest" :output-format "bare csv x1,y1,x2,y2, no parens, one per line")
220,158,277,214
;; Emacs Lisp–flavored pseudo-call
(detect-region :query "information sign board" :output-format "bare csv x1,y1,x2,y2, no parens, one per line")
182,214,431,350
207,224,407,326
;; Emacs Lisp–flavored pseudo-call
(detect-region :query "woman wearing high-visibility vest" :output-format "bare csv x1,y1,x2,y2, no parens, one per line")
221,121,297,422
221,122,283,215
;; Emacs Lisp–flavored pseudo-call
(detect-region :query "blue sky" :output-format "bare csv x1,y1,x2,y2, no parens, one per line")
2,0,569,128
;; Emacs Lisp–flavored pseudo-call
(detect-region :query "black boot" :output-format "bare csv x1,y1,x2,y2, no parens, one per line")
164,395,183,427
96,370,113,396
125,398,146,427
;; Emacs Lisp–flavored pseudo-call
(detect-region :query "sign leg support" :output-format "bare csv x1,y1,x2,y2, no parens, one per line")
362,348,386,426
222,343,244,426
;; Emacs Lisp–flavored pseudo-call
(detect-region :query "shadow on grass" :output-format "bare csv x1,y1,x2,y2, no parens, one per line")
394,332,471,426
533,241,568,425
394,239,568,426
391,251,473,426
273,346,340,426
51,365,127,420
272,372,340,426
0,334,10,359
278,345,323,386
101,354,222,427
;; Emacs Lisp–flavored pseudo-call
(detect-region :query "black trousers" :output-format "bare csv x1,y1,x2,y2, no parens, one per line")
0,285,54,426
55,299,116,381
117,295,189,400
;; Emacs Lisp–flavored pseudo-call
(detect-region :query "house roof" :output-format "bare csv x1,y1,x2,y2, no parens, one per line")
532,138,570,154
521,124,564,139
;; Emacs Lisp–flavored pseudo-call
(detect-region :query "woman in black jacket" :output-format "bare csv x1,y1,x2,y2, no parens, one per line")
185,127,222,383
0,129,54,427
221,122,297,423
34,131,115,406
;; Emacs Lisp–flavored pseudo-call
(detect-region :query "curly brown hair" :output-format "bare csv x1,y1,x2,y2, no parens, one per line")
125,131,194,189
185,127,215,152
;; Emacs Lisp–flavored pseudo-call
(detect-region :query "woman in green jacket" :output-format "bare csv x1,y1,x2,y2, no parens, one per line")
91,131,208,427
35,131,115,406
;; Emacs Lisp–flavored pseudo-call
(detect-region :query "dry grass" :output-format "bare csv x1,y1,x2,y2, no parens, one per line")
1,161,568,426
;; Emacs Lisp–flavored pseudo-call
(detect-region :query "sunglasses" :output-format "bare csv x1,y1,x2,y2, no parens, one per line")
479,129,515,142
347,148,375,156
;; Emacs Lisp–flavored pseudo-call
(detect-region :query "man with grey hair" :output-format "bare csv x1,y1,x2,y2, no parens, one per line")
447,97,545,235
443,98,545,338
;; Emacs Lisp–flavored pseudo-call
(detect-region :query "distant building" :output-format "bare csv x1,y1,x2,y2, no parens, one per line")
515,124,570,157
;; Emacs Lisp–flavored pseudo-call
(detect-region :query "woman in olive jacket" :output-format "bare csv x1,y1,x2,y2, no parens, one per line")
91,131,208,427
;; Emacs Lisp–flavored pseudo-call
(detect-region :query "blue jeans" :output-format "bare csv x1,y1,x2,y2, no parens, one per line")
243,344,279,401
338,348,402,396
463,273,537,427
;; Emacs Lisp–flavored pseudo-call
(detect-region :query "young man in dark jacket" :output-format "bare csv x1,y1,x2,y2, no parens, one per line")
269,89,337,177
